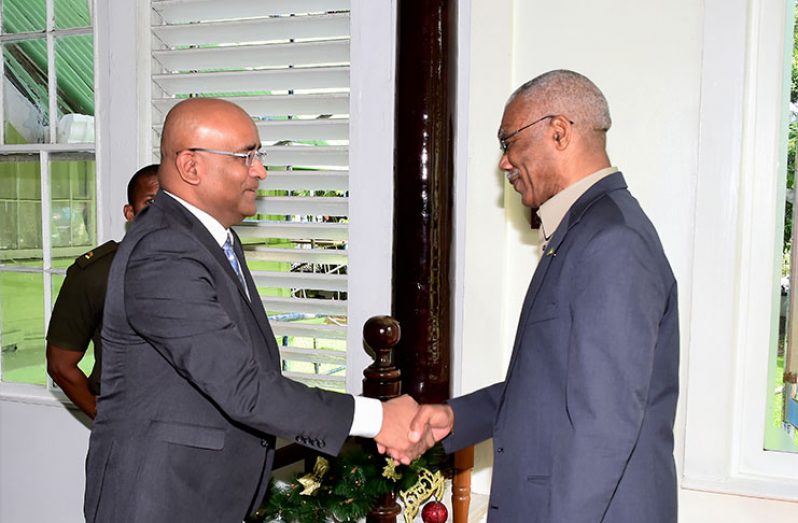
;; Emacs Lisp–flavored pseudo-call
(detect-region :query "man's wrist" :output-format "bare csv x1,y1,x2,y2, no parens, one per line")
349,396,383,438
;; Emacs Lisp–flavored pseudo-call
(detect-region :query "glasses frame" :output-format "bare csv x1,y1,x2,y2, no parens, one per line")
186,147,267,167
499,114,574,153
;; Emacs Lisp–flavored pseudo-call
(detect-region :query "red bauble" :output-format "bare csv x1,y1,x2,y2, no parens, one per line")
421,500,448,523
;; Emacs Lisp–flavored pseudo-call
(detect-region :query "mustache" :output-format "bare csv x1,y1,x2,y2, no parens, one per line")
505,170,519,182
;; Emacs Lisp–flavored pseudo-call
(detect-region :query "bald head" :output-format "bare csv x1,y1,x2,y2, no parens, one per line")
510,70,611,149
160,98,256,170
159,97,267,228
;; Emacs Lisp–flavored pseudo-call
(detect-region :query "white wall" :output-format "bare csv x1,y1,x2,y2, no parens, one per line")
456,0,798,520
0,397,91,522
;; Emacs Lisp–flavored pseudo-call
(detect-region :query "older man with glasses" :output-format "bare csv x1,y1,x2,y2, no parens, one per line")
409,70,680,523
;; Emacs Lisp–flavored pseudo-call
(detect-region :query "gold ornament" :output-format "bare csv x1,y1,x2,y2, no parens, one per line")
399,468,445,523
297,456,330,496
382,458,402,481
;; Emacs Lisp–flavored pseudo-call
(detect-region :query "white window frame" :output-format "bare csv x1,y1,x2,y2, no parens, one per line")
682,0,798,500
0,0,97,397
346,0,395,393
0,0,143,404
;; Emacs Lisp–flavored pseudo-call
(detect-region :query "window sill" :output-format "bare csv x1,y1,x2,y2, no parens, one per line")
0,383,74,409
682,473,798,503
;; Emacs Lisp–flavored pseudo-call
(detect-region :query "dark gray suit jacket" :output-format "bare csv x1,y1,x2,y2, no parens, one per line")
84,191,354,523
444,173,679,522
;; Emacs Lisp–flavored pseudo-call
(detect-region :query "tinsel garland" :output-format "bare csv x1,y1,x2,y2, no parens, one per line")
257,440,446,523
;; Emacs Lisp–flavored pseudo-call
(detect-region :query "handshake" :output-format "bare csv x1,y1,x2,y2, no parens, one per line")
373,395,455,464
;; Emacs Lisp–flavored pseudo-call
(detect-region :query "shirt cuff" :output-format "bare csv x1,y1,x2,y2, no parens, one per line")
349,396,383,438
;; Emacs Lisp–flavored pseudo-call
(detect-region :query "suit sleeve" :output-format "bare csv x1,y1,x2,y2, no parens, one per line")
548,225,670,522
442,382,504,453
123,230,354,455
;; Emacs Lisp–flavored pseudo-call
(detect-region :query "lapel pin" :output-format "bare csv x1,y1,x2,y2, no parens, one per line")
546,247,557,257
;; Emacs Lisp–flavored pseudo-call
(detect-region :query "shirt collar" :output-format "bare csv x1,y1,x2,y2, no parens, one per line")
163,190,229,248
537,166,619,246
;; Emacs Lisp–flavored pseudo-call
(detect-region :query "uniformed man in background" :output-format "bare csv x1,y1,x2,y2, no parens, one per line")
46,164,159,419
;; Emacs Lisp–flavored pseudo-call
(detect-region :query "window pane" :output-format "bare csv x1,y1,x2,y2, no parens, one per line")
50,152,96,252
4,39,48,145
0,270,45,385
2,0,46,34
767,2,798,453
55,0,91,30
56,35,95,143
0,154,43,267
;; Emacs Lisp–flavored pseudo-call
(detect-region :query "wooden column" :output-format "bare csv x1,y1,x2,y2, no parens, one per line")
392,0,457,405
393,2,472,521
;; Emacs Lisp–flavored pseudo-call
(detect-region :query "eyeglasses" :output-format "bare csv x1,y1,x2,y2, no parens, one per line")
187,147,267,167
498,114,574,153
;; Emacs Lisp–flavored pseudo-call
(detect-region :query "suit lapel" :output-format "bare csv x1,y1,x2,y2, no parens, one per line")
156,193,277,349
504,173,629,378
503,234,559,380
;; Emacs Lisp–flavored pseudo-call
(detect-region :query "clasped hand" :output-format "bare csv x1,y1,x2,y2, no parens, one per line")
374,395,454,464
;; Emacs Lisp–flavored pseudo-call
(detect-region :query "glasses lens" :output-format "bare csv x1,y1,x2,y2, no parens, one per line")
247,151,267,166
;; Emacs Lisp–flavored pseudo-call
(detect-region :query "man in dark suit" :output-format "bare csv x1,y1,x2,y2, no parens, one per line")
408,70,679,522
84,98,429,523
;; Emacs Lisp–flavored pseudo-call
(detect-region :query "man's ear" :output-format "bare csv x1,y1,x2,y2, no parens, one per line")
175,150,201,186
123,203,135,222
551,115,571,150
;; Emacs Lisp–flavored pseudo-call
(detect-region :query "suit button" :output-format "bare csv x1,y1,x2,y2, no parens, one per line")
496,447,504,453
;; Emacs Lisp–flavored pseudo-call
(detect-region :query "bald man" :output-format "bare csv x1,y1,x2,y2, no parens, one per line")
84,99,428,523
410,70,679,522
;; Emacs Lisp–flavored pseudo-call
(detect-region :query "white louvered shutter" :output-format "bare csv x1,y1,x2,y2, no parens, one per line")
150,0,351,391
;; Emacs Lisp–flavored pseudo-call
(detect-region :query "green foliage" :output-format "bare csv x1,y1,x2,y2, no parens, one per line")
784,3,798,254
258,441,447,523
793,4,798,105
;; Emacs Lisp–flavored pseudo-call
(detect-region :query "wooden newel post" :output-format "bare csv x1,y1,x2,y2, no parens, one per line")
363,316,402,401
363,315,403,523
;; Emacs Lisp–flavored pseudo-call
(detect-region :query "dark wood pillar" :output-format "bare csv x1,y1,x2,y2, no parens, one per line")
392,0,457,405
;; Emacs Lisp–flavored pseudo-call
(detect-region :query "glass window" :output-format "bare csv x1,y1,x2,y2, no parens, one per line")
0,271,45,385
2,0,46,34
55,0,91,30
0,2,95,389
55,35,95,143
4,39,49,145
768,0,798,453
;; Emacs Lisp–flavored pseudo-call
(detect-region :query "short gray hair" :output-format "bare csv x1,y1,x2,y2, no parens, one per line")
511,70,611,133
